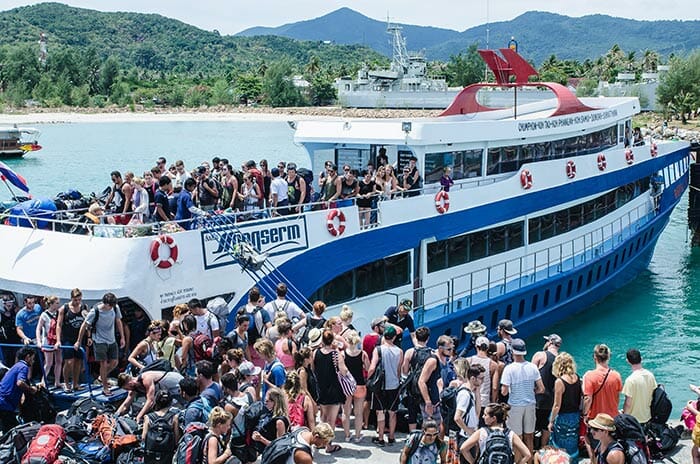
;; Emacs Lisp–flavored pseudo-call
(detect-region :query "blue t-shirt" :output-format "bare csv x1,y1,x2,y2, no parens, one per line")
262,359,286,399
175,189,194,227
15,304,42,340
201,382,222,405
154,189,171,220
384,306,415,334
0,360,30,411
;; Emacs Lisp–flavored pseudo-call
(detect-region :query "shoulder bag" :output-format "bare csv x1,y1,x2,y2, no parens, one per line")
332,350,357,397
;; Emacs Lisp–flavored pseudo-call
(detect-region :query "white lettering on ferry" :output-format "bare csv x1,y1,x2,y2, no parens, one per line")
517,109,618,132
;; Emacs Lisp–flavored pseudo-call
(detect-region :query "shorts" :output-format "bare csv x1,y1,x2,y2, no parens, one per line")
420,402,443,425
63,347,84,360
353,385,367,400
507,404,536,435
373,388,400,412
93,342,118,361
536,408,552,431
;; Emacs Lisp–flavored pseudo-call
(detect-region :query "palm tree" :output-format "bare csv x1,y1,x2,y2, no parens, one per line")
305,55,320,78
642,49,660,72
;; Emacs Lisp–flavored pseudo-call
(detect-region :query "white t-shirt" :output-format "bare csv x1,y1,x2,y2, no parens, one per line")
270,177,289,202
263,298,304,322
456,387,478,437
194,311,219,338
501,361,541,406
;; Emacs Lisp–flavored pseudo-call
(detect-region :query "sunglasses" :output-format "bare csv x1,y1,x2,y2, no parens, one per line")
424,432,439,437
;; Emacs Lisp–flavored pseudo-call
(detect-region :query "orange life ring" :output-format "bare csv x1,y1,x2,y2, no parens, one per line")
434,190,450,214
520,170,533,189
326,209,346,237
650,143,658,157
597,154,607,171
625,149,634,165
566,160,576,179
150,234,178,269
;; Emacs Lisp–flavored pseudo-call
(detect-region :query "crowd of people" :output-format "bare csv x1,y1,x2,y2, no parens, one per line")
0,287,684,464
83,150,424,233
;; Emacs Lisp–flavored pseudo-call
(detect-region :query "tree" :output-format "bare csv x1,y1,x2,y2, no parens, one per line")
309,72,336,106
642,49,660,72
305,55,321,78
656,52,700,122
445,43,483,87
99,57,120,95
233,72,262,104
262,60,304,107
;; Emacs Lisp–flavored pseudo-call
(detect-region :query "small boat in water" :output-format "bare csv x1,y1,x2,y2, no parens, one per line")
0,125,42,158
0,48,690,348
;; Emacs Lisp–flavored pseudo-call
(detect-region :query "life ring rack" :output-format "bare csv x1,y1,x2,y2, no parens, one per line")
150,234,178,269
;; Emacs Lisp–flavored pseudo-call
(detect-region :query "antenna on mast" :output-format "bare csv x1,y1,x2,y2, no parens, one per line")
484,0,490,81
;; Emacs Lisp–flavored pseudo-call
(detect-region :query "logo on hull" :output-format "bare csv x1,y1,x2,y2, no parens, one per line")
201,216,309,269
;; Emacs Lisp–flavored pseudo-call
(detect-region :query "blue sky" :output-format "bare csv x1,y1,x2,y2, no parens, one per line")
0,0,696,35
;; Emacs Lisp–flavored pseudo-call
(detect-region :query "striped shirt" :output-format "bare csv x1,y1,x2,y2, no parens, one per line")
501,361,541,406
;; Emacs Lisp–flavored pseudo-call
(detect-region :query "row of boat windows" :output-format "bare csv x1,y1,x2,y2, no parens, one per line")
427,176,650,274
528,177,650,244
309,252,411,307
463,226,654,340
486,125,618,175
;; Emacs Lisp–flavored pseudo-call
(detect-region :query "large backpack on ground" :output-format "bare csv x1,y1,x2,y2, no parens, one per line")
20,424,66,464
613,414,651,464
173,422,208,464
649,384,673,425
260,428,312,464
407,346,435,398
20,386,56,424
644,421,681,460
440,385,472,432
144,409,178,463
74,439,111,464
65,397,115,425
478,427,514,464
0,422,42,464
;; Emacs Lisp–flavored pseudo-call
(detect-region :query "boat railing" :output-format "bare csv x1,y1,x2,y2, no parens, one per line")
413,201,653,325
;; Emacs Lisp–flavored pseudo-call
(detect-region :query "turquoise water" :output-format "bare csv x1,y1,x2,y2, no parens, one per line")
2,121,697,413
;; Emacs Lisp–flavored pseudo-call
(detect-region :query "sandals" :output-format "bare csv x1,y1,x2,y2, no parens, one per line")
326,444,342,453
102,388,113,396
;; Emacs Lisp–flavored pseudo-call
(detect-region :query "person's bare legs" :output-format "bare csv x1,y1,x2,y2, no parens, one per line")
52,351,63,388
376,410,386,442
354,394,365,439
342,396,352,439
522,433,534,464
320,404,341,451
388,411,397,441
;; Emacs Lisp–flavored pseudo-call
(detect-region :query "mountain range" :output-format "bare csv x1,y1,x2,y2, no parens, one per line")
239,7,700,64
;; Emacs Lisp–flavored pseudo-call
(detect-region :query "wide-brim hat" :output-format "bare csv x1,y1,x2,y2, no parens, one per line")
308,328,322,348
464,320,487,334
589,413,616,432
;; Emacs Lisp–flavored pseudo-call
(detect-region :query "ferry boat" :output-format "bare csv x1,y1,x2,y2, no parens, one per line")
0,125,42,158
0,48,690,349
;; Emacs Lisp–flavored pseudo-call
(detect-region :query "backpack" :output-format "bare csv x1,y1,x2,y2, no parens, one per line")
402,430,443,463
644,422,681,460
288,394,306,428
478,427,514,464
66,397,115,424
20,424,66,464
192,333,214,362
295,168,314,204
244,401,266,431
0,422,41,464
366,346,385,394
206,298,230,334
440,386,472,432
46,312,58,346
20,386,56,424
248,307,267,342
74,439,111,464
89,306,100,334
140,358,173,375
613,414,651,464
260,429,312,464
407,347,435,397
173,422,208,464
649,384,672,425
144,409,178,462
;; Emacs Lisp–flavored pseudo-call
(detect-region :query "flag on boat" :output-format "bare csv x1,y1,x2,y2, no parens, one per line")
0,161,30,193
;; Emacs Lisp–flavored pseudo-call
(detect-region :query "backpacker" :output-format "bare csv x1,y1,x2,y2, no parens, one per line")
0,422,41,464
613,414,650,464
21,424,66,464
478,427,514,464
649,384,672,425
407,346,435,397
401,430,443,463
440,385,471,432
173,422,208,464
144,409,178,462
295,168,314,204
260,428,311,464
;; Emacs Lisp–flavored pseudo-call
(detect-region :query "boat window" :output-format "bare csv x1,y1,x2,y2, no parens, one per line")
447,234,469,268
489,227,506,254
424,149,483,183
487,148,502,175
427,241,449,273
310,251,411,306
470,231,488,260
507,223,524,249
336,148,370,172
527,176,651,245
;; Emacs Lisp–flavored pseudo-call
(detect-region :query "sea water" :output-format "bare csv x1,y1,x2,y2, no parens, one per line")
3,120,697,412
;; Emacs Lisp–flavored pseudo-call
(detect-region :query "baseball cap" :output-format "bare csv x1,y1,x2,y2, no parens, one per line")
271,167,280,177
371,317,385,329
384,325,397,339
511,338,527,355
498,319,517,335
238,361,261,377
399,299,413,311
544,334,562,346
475,336,490,348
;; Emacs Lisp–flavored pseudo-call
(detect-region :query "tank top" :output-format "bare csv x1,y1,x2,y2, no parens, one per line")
340,179,357,198
287,176,302,204
380,345,401,390
112,183,125,210
560,375,582,413
500,339,514,365
468,355,492,405
274,338,295,370
61,303,86,342
323,175,338,200
537,351,557,409
344,350,365,385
